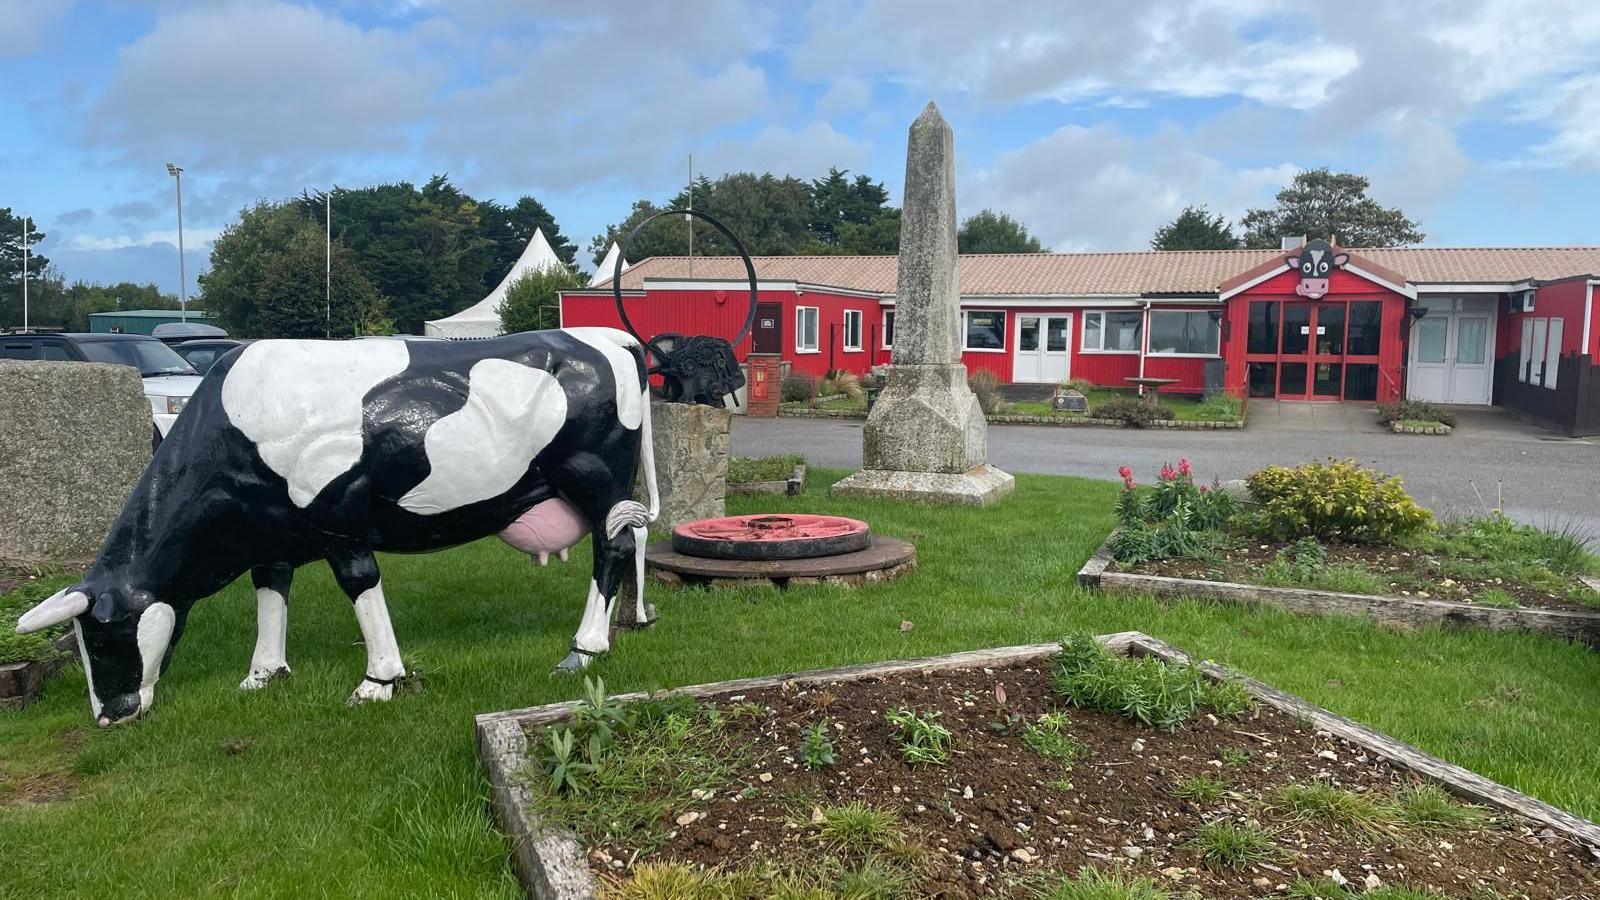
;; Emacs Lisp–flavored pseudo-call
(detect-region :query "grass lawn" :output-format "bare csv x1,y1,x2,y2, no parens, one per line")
5,470,1600,897
781,394,867,412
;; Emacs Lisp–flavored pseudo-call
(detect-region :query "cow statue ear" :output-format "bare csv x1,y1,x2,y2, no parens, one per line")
1284,255,1300,268
1332,252,1350,267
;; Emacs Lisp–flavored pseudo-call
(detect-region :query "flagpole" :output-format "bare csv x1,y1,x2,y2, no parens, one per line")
686,153,694,279
325,189,332,338
20,216,28,333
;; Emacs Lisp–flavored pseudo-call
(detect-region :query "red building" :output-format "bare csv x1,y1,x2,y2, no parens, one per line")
560,243,1600,432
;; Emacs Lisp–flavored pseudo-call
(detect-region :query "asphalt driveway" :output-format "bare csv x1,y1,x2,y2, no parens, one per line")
731,405,1600,531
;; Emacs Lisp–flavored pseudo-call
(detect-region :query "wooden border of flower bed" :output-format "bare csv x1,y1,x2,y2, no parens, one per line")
0,632,77,711
474,630,1600,900
726,464,806,497
1079,531,1600,647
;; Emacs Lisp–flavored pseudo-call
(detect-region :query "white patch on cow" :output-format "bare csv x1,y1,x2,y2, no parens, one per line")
222,340,410,508
1309,248,1325,265
349,582,404,705
561,327,643,430
572,578,610,656
136,602,176,713
73,621,102,718
398,359,568,515
240,587,290,690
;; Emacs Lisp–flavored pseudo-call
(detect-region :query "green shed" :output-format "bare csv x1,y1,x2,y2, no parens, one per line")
87,309,217,335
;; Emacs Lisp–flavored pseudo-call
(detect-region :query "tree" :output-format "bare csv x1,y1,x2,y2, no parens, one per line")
1151,206,1240,250
201,201,389,338
1,208,50,329
479,195,579,280
1240,168,1424,249
498,266,582,335
957,209,1044,254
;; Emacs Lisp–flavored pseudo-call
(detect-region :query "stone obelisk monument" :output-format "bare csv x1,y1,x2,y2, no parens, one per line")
832,102,1014,506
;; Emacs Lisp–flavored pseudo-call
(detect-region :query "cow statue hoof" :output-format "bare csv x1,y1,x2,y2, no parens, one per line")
346,677,397,706
552,647,603,675
239,666,292,691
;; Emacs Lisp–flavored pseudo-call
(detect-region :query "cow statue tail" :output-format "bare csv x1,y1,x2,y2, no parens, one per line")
637,381,660,525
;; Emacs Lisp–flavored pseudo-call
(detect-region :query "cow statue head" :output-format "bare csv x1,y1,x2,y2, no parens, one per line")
1285,238,1349,300
648,334,747,407
16,579,183,726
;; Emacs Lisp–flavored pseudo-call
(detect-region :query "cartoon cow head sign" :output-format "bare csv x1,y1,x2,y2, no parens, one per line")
1285,239,1349,300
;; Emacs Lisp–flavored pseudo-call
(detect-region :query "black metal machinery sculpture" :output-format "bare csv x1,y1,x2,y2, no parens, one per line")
613,208,758,406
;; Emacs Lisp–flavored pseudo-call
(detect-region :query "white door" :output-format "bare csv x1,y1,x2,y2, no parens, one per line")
1013,314,1072,383
1408,298,1495,405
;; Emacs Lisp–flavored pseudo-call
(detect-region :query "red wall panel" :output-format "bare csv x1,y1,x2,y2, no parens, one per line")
1501,280,1593,359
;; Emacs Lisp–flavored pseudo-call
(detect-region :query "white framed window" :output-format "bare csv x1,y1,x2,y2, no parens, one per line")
963,310,1006,352
1519,316,1565,389
796,306,819,353
842,309,863,351
1081,310,1143,352
882,311,895,348
1147,310,1221,356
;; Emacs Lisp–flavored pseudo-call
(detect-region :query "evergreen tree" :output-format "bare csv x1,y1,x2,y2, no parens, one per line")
0,208,51,329
1240,168,1424,249
957,209,1044,254
1151,206,1240,250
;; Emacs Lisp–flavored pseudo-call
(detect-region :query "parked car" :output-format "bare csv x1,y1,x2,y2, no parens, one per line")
0,332,204,448
152,322,229,345
173,338,243,375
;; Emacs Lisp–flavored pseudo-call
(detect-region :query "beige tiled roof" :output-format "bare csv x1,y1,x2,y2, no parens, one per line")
585,248,1600,296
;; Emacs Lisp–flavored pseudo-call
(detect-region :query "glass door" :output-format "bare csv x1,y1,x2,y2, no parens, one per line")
1311,303,1345,399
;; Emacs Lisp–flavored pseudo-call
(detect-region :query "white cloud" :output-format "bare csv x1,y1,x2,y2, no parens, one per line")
86,1,440,167
1517,73,1600,170
65,228,222,252
694,122,871,182
816,77,872,116
964,123,1295,251
0,0,70,57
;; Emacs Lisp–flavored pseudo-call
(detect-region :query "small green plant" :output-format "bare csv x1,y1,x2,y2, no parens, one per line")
1021,712,1083,762
884,708,953,766
820,369,866,402
1171,774,1228,803
604,861,708,899
800,720,838,770
1268,783,1397,835
832,855,913,899
1473,587,1519,609
1244,459,1433,544
726,701,766,720
987,683,1027,735
1037,865,1173,899
781,372,818,402
1052,634,1249,730
1218,747,1251,768
1182,820,1279,867
1111,460,1234,564
1392,783,1483,830
812,802,904,854
968,368,1005,415
1377,399,1457,428
1094,396,1175,428
534,726,597,794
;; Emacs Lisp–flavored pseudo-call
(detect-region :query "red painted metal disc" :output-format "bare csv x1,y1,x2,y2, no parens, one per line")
671,514,871,560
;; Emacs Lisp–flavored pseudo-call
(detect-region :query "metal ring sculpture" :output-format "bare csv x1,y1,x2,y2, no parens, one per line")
612,208,759,404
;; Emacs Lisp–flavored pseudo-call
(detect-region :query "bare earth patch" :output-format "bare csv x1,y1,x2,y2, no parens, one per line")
529,662,1600,898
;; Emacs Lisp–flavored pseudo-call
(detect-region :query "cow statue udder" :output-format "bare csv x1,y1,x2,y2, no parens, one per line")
15,327,743,726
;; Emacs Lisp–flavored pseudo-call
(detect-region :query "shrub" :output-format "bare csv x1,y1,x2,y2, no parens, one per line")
1193,393,1243,422
728,454,805,484
799,720,837,770
780,373,817,402
968,368,1004,414
819,369,866,401
1093,397,1174,428
1061,378,1096,395
1244,459,1433,544
1051,634,1252,730
1376,399,1456,428
1111,460,1236,563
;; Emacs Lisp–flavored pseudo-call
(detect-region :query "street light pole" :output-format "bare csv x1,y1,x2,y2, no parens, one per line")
325,189,331,338
20,216,28,333
166,163,187,322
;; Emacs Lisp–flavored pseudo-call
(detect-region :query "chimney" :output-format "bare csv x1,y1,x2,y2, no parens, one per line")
1280,235,1306,251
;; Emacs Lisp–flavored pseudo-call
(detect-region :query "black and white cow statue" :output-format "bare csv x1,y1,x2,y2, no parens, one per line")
15,327,742,726
1286,238,1349,300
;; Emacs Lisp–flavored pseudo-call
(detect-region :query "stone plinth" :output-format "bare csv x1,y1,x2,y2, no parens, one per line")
830,466,1014,507
0,361,150,564
860,364,986,473
640,399,730,531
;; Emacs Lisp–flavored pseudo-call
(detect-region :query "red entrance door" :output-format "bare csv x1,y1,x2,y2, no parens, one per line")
1246,300,1383,401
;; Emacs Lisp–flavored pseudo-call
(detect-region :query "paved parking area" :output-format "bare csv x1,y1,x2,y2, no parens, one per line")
732,405,1600,531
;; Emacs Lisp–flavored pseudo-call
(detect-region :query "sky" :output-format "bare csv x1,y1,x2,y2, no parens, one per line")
4,0,1599,299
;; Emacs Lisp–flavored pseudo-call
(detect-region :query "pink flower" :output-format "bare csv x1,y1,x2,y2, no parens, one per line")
1178,458,1192,477
1199,484,1210,493
1123,476,1136,490
1159,463,1176,481
1118,466,1132,480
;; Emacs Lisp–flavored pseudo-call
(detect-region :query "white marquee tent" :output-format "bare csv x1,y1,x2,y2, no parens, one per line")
588,242,630,287
423,228,564,339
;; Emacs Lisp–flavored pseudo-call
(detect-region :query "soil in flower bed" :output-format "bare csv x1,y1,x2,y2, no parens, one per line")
1120,539,1600,614
521,660,1599,899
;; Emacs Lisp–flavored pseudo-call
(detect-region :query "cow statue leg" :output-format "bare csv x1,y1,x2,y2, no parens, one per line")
616,523,655,629
554,500,651,673
240,563,294,690
325,546,406,705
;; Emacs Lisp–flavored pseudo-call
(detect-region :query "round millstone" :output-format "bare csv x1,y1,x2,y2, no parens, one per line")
646,536,916,589
671,514,871,560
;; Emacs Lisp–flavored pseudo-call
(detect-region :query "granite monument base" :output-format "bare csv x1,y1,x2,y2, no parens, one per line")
830,464,1014,507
